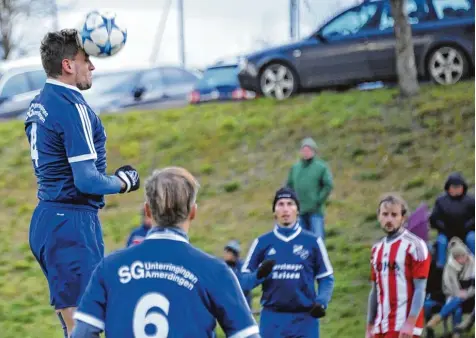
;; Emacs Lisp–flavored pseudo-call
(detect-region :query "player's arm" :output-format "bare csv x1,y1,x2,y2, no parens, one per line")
313,237,335,313
316,163,334,205
71,261,107,337
240,239,274,293
366,246,379,337
211,263,261,338
401,240,432,335
366,281,378,337
62,104,139,195
70,321,101,338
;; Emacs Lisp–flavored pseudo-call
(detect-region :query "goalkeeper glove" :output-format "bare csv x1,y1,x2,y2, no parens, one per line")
309,303,326,318
257,259,275,279
115,165,140,193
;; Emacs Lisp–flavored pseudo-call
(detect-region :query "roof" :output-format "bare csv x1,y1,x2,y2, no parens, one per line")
0,56,43,74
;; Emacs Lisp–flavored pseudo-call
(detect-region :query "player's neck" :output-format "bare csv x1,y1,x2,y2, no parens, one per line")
385,227,404,241
51,75,76,88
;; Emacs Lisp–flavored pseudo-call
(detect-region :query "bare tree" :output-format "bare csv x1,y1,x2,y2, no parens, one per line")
389,0,419,97
0,0,57,60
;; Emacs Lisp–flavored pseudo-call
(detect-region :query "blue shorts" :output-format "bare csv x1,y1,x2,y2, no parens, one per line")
260,308,320,338
29,201,104,310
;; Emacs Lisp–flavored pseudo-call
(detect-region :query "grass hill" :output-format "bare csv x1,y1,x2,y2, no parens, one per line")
0,81,474,337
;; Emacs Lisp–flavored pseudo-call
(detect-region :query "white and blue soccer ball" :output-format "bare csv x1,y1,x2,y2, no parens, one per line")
78,10,127,58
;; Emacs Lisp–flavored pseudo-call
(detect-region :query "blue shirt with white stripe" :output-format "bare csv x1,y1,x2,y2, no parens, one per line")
74,227,260,338
241,223,334,312
24,79,107,209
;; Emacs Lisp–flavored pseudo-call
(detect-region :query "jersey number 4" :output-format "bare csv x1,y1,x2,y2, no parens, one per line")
30,122,39,167
133,292,170,338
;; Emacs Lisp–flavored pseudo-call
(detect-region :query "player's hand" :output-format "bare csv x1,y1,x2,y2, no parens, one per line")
257,259,275,279
458,289,469,299
365,324,374,338
309,303,326,318
115,165,140,193
398,316,416,338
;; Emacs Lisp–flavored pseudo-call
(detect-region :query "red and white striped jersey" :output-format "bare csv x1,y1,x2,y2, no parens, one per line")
370,229,431,335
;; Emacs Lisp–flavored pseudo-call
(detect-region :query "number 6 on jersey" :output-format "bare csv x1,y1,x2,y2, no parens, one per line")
133,292,170,338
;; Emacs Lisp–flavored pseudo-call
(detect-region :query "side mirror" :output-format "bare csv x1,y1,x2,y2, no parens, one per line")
132,87,145,100
314,31,327,42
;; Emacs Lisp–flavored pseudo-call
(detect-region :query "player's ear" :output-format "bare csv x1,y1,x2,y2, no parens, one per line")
189,203,197,221
61,58,75,75
144,202,153,220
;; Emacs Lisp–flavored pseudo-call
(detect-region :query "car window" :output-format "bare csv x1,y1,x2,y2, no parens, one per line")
197,66,239,89
140,69,163,91
321,3,379,38
162,68,197,86
380,0,430,30
27,70,47,90
88,71,138,95
1,73,30,98
431,0,473,19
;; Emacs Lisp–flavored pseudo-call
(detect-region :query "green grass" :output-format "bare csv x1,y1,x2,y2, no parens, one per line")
0,81,474,337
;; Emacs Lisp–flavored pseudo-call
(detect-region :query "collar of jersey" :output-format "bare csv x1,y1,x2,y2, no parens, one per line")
273,222,301,242
145,226,189,243
385,228,406,244
46,78,81,93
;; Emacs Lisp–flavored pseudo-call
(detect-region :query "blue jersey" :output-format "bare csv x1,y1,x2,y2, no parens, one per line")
74,227,259,338
24,79,107,209
242,223,333,312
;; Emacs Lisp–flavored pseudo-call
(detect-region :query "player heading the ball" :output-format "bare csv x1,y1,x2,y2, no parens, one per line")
25,28,140,338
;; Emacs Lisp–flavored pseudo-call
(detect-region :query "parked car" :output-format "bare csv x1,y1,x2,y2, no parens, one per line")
84,65,200,114
238,0,475,99
0,58,46,119
188,62,256,104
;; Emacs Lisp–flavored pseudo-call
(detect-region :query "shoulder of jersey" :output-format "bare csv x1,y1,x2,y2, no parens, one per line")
299,227,319,239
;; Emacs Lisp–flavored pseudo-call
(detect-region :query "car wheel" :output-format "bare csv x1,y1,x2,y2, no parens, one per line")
427,46,468,85
259,63,297,100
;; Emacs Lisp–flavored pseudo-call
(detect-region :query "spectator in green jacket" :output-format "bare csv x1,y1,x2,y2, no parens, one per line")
286,137,333,239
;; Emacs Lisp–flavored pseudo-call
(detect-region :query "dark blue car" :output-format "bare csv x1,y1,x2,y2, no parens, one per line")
189,63,256,104
238,0,475,99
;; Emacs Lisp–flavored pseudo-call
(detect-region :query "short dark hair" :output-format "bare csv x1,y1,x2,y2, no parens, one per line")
40,29,82,78
377,193,409,216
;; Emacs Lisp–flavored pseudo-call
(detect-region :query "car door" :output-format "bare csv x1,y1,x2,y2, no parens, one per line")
366,0,434,79
295,1,381,88
161,67,198,101
0,72,33,118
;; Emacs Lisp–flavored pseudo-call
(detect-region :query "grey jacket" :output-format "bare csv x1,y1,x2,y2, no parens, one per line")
442,237,475,298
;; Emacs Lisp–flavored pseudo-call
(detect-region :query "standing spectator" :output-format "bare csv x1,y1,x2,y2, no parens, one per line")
223,239,253,309
425,237,475,337
430,173,475,268
125,207,153,247
286,137,334,239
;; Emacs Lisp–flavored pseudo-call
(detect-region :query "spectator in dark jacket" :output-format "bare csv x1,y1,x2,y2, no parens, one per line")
125,207,153,247
430,173,475,268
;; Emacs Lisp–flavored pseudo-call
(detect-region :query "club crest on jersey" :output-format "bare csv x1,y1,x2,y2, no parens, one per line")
293,244,309,260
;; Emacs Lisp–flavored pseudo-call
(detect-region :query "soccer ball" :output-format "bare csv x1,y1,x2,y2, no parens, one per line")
78,10,127,58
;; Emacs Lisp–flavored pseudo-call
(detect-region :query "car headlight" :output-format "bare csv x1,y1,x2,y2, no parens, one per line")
238,58,248,71
239,59,257,76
